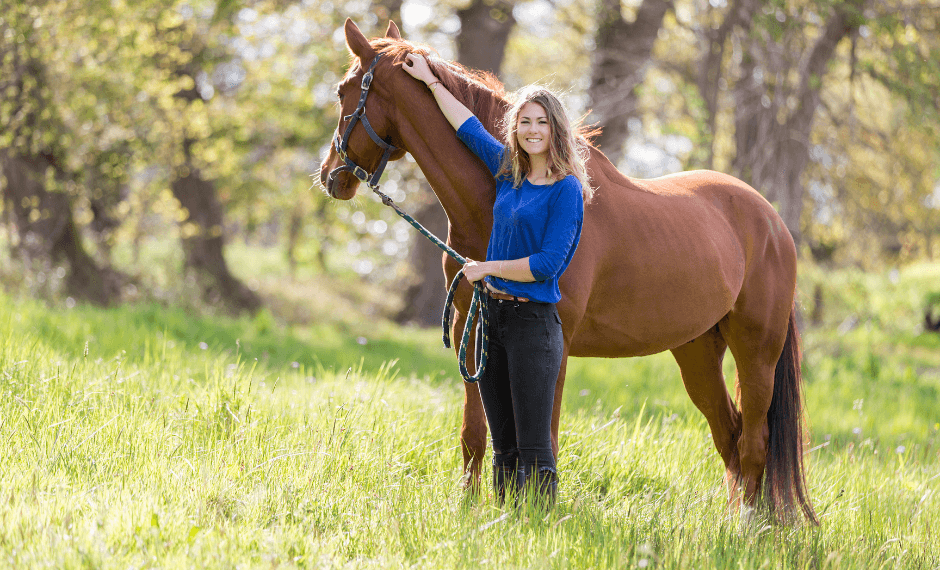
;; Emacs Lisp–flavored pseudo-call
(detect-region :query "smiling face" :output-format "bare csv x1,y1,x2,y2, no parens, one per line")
515,101,550,159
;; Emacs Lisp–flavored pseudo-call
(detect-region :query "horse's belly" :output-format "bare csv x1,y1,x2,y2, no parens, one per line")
569,255,741,357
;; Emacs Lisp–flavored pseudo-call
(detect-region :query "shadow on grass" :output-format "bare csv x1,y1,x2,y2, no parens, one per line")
18,299,459,384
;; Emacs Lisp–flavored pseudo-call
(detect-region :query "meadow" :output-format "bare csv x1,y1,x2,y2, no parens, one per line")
1,258,939,568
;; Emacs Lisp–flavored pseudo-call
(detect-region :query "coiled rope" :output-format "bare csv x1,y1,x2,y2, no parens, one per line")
370,186,488,384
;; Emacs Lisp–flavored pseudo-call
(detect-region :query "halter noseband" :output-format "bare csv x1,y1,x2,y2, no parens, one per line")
328,54,398,189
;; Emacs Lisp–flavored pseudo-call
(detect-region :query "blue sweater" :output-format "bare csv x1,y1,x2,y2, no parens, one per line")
456,116,583,304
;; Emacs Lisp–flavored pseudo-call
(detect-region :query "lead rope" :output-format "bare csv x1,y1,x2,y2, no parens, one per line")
369,185,488,384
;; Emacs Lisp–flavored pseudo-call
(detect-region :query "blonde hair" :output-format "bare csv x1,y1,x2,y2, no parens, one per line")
496,85,593,203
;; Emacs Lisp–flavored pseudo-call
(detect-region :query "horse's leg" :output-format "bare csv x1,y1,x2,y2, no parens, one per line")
460,382,488,490
720,288,791,510
670,326,742,496
452,309,488,490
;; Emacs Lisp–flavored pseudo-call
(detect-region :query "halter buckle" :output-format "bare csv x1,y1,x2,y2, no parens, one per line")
352,165,369,181
361,71,373,91
332,134,346,160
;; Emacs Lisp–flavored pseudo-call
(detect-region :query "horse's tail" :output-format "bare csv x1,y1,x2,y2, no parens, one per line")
764,305,818,525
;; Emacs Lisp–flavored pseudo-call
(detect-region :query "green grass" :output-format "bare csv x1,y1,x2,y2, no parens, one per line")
2,262,940,568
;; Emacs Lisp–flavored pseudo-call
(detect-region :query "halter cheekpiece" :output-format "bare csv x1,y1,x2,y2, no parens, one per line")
328,54,398,189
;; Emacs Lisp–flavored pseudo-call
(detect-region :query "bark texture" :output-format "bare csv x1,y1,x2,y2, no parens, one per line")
586,0,672,165
731,1,867,245
1,15,124,305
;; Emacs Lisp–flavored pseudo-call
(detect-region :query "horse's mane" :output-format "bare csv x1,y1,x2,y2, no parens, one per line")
367,38,511,138
347,36,617,193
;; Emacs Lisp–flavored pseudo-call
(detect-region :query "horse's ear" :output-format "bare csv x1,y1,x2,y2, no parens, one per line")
386,21,402,40
344,18,375,61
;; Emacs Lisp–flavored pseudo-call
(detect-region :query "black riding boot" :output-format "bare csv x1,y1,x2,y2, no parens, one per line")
522,465,558,509
492,455,523,505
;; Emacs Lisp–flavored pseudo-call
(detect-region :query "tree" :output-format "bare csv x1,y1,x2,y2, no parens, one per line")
0,3,125,304
693,0,758,169
164,19,261,312
586,0,673,165
729,1,868,246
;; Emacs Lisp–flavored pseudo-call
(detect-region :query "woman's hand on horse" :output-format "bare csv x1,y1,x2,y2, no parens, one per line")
403,53,436,85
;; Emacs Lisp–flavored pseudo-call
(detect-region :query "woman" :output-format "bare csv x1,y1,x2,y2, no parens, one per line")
404,53,592,508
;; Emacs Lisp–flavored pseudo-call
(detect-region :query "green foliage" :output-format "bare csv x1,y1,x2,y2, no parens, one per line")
925,290,940,308
5,0,940,303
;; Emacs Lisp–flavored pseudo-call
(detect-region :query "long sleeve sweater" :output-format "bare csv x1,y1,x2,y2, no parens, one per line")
456,116,583,304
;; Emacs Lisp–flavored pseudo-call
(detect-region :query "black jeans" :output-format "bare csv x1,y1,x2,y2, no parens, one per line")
477,296,564,474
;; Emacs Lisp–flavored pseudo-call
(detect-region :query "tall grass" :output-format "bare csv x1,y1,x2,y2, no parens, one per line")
1,262,939,568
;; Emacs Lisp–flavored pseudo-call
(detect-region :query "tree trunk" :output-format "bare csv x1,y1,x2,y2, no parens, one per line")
394,0,515,327
394,183,451,325
455,0,515,76
168,33,261,312
1,12,123,305
171,139,261,312
586,0,672,165
731,1,867,246
1,151,124,305
695,0,757,168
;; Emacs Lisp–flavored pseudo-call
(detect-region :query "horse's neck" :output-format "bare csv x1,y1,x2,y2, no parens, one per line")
398,92,506,255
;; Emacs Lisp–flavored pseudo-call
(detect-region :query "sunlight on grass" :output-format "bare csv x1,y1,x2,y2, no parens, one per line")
2,262,940,567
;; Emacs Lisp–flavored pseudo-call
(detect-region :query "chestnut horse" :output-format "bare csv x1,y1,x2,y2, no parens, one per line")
320,19,816,524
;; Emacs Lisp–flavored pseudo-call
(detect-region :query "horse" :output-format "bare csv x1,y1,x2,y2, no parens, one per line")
320,19,817,524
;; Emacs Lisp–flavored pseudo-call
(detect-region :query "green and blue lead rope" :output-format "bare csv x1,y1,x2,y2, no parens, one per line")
371,185,488,383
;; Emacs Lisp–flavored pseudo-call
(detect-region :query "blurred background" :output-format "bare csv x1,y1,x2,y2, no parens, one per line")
1,0,938,329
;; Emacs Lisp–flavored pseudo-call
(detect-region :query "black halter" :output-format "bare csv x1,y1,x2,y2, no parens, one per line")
328,54,399,189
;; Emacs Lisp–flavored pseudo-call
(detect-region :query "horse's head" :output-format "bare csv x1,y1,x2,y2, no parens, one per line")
319,19,410,200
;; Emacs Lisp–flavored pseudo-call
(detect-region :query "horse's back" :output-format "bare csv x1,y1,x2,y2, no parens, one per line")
565,160,793,357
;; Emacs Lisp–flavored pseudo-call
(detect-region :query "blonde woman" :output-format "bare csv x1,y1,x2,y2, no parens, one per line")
404,53,591,508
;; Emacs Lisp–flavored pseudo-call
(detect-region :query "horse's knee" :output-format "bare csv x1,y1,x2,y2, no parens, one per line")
460,426,486,459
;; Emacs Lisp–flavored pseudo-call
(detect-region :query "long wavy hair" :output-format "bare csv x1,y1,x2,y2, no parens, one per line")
496,85,594,203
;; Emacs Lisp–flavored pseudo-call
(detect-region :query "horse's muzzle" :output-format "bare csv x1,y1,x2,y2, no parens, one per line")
322,167,360,200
